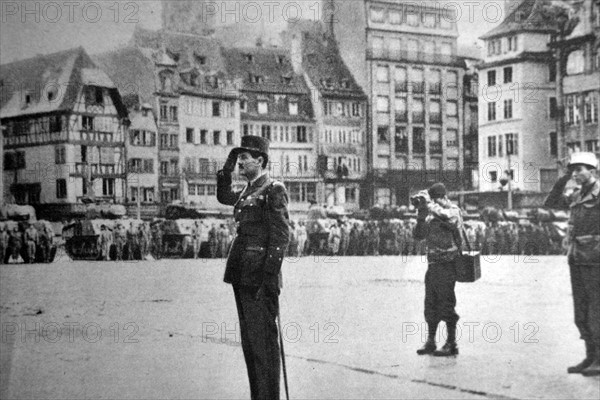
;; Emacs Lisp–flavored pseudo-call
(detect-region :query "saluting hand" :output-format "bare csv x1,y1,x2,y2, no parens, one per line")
223,150,238,173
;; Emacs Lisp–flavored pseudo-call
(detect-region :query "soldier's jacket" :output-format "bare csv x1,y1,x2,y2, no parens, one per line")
217,170,291,287
545,176,600,265
414,201,463,263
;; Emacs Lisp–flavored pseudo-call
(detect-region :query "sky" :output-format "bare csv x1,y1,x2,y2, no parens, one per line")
0,0,508,64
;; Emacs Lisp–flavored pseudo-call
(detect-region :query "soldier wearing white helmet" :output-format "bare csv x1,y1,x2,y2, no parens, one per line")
545,152,600,377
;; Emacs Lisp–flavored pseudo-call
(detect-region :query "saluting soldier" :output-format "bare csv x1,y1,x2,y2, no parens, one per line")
217,135,291,400
545,152,600,376
413,183,464,357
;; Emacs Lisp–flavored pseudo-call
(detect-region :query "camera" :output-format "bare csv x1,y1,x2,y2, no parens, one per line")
410,195,425,208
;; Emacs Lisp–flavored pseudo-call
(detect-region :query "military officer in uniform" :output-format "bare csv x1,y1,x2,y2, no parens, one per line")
413,183,463,357
217,135,291,400
545,152,600,376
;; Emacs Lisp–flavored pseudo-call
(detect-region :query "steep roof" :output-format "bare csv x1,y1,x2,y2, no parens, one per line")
0,47,123,119
293,21,365,99
222,46,309,95
480,0,565,39
92,46,157,109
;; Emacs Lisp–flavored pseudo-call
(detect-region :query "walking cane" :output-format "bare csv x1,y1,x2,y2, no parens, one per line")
277,313,290,400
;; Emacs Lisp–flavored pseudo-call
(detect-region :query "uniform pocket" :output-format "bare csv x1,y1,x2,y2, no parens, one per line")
240,247,267,286
572,235,600,265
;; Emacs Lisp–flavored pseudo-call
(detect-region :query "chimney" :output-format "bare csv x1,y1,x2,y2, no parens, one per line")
290,32,303,74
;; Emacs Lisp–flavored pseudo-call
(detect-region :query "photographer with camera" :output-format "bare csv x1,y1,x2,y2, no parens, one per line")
412,182,464,357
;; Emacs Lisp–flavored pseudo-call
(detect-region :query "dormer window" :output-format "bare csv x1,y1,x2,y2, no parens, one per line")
245,54,254,63
289,101,298,116
195,54,206,65
25,93,32,106
282,76,292,85
341,79,350,89
277,55,285,64
258,100,268,114
47,88,56,102
240,99,248,112
252,75,264,84
321,78,333,89
95,87,103,104
167,49,180,63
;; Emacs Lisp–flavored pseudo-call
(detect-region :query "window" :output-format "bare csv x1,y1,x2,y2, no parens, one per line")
507,36,518,51
429,101,441,124
585,92,598,123
506,133,518,155
370,7,384,22
409,67,424,93
377,96,389,113
407,10,419,26
200,130,208,144
377,126,389,144
55,146,66,164
377,65,389,82
489,170,498,182
245,54,254,63
240,100,247,112
352,102,361,117
549,97,558,119
488,102,496,121
212,101,220,117
186,128,194,143
258,101,268,114
261,125,271,140
549,132,558,156
446,129,458,148
447,101,458,117
297,126,307,143
394,67,407,91
389,9,401,24
412,127,425,153
395,97,408,121
503,67,513,83
169,106,178,122
82,116,94,131
487,136,497,157
549,63,557,82
395,126,408,153
423,12,436,28
143,159,154,173
504,99,513,119
160,104,168,121
213,131,221,145
160,161,169,176
289,101,298,115
226,131,234,145
102,178,115,196
487,70,496,86
412,99,424,123
567,50,585,75
129,158,142,173
160,134,169,148
56,179,67,199
4,151,25,170
586,140,599,152
429,128,441,154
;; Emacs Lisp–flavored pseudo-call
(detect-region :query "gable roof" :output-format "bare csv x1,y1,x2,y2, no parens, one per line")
222,46,309,95
480,0,565,40
292,21,366,99
0,47,124,119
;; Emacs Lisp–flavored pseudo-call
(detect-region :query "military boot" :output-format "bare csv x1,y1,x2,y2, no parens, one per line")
567,342,596,374
581,349,600,377
433,341,459,357
416,340,436,355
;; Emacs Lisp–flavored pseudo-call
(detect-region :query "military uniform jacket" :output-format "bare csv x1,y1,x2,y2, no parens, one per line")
414,201,463,263
217,170,291,287
545,176,600,266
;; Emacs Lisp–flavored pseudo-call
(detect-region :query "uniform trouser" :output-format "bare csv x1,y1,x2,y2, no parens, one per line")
27,241,36,262
570,264,600,348
233,285,280,400
424,261,460,326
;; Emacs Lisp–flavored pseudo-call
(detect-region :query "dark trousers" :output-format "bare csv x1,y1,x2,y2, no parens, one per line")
233,285,280,400
570,264,600,347
424,261,460,326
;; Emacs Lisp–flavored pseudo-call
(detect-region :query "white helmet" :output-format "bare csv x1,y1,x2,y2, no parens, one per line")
568,152,598,169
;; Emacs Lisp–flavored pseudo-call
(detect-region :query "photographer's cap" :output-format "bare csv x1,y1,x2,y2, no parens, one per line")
568,152,598,170
428,182,447,199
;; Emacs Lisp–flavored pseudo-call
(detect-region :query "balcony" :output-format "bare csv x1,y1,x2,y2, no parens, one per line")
429,83,442,95
394,82,408,93
74,131,121,143
3,131,68,147
72,163,122,177
411,82,425,94
413,141,426,154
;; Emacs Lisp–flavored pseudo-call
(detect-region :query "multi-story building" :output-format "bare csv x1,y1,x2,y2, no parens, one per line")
327,0,471,206
553,0,599,162
126,27,242,211
93,47,160,218
478,0,598,193
222,45,317,213
283,20,368,211
0,48,129,219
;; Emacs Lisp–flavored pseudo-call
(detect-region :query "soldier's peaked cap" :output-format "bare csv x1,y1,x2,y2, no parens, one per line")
232,135,270,159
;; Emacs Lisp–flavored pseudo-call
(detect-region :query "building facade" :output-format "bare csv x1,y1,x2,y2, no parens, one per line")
1,48,129,219
222,45,317,214
328,0,472,206
283,20,369,211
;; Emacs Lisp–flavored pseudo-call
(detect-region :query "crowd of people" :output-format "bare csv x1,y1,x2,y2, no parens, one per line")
0,222,54,264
